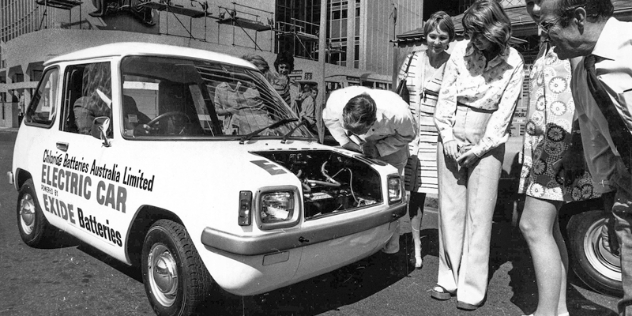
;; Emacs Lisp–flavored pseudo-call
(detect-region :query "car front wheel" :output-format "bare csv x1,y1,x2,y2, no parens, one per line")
141,219,215,316
568,210,623,296
17,179,53,247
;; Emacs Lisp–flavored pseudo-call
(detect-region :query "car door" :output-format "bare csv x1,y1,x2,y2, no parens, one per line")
22,66,69,230
52,60,128,257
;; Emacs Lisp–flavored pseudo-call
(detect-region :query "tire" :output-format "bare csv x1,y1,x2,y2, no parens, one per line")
17,179,53,247
141,219,216,316
567,210,623,297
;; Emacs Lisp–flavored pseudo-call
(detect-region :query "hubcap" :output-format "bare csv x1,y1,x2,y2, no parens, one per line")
19,193,36,235
584,218,621,281
148,244,178,306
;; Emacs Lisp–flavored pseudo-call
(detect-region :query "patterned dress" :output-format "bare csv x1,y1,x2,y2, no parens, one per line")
519,42,598,201
397,51,448,195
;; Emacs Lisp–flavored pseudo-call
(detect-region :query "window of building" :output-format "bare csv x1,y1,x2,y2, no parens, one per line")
12,73,24,83
329,42,347,66
354,43,360,68
275,0,356,65
32,69,43,82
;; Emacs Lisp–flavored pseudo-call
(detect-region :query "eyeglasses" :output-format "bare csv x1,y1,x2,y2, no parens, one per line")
538,17,561,34
538,4,584,34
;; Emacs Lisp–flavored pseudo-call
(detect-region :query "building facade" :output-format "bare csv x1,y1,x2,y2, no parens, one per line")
0,0,424,128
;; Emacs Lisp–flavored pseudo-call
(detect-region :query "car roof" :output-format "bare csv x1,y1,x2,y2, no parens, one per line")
44,42,256,69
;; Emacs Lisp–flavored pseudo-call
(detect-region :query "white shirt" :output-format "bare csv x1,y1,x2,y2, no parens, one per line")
322,86,416,164
434,40,525,157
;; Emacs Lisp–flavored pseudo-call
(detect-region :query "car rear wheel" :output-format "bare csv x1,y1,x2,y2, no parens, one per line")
568,210,623,296
17,179,53,247
141,219,215,316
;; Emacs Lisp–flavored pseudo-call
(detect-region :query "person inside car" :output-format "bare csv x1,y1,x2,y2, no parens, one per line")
74,63,112,135
122,95,151,136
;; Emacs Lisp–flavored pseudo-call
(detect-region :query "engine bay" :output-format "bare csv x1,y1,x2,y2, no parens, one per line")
252,150,383,220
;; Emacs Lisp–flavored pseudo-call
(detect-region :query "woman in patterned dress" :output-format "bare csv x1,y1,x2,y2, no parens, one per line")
397,11,454,270
432,0,525,310
518,1,597,316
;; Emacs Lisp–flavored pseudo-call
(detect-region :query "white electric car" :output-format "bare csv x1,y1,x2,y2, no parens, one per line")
8,42,406,316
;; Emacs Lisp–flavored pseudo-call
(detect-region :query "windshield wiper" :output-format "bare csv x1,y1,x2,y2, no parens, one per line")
239,118,298,144
281,117,310,144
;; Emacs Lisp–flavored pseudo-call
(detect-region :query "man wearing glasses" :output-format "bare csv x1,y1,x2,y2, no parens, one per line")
322,86,416,254
540,0,632,314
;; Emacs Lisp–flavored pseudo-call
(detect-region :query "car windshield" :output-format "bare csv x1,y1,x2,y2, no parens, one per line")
119,55,311,139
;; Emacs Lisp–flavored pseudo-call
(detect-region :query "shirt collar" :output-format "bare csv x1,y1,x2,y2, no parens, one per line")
591,17,619,61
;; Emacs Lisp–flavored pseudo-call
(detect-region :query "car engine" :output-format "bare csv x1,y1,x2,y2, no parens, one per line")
253,150,383,220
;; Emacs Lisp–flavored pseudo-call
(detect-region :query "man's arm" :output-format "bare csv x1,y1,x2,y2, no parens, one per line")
434,51,460,161
322,93,354,149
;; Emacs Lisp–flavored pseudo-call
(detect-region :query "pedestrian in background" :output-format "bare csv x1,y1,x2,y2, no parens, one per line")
518,1,599,315
540,0,632,314
17,92,25,127
297,83,317,133
396,10,454,270
323,86,416,254
274,52,300,112
432,0,524,310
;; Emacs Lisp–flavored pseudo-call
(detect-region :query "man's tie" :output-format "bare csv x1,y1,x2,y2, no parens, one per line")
584,55,632,171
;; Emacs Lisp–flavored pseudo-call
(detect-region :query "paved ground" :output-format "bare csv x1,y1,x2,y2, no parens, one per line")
0,128,620,316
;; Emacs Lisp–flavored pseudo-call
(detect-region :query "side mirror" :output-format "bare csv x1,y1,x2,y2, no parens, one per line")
91,116,111,147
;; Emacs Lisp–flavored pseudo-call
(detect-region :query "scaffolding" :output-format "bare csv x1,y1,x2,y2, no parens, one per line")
276,18,319,60
216,2,274,51
32,1,324,56
36,0,83,30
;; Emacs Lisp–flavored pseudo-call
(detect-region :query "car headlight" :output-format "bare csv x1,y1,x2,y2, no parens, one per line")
388,175,402,204
257,187,300,230
261,192,294,223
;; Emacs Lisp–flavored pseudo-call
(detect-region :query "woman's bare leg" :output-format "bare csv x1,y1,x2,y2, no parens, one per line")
519,197,566,316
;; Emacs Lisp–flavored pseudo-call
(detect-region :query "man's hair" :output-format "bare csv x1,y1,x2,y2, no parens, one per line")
342,93,377,132
555,0,613,26
424,11,456,42
462,0,512,53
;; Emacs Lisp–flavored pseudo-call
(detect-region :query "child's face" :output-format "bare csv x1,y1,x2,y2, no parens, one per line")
277,63,290,75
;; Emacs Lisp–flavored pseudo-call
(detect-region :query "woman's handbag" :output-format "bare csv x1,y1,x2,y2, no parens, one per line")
395,53,416,104
404,154,420,191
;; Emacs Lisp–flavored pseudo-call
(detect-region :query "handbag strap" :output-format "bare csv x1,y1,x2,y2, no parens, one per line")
403,52,415,76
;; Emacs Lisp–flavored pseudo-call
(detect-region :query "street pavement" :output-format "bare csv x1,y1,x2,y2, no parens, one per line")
0,128,620,316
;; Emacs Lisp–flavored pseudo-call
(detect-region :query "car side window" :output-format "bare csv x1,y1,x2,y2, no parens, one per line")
25,68,59,127
61,62,113,136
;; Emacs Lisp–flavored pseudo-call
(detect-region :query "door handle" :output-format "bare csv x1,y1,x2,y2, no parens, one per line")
56,142,69,152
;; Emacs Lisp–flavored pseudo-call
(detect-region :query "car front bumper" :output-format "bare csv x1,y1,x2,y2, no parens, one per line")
200,202,406,256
